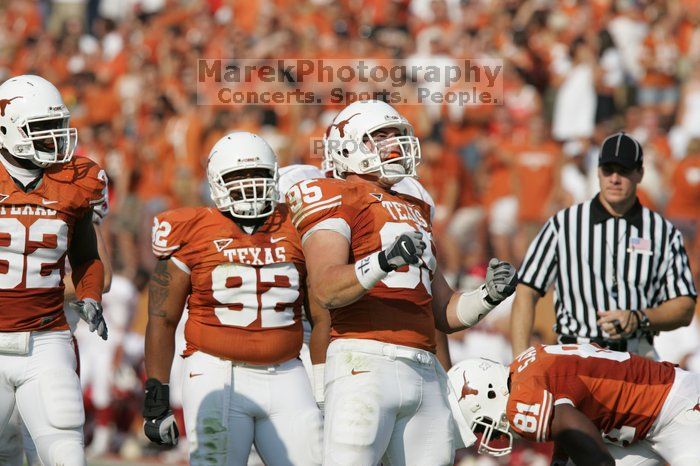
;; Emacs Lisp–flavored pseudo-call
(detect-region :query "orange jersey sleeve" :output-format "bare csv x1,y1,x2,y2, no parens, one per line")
288,177,438,352
44,156,107,219
508,345,676,444
151,207,200,270
286,178,354,240
507,348,556,442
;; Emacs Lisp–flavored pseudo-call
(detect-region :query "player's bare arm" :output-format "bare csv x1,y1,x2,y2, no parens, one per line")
511,283,541,356
303,230,362,308
307,282,331,410
550,404,615,466
434,329,452,369
550,440,570,466
305,225,427,308
144,258,190,383
95,224,113,292
143,258,189,446
307,288,331,365
432,259,517,333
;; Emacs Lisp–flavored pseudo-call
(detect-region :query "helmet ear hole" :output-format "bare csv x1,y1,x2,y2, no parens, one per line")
487,383,497,399
0,126,5,135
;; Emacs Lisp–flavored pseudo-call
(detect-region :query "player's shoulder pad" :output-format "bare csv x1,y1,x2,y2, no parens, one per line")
286,177,349,232
47,156,107,207
393,177,435,209
152,206,208,259
278,164,325,197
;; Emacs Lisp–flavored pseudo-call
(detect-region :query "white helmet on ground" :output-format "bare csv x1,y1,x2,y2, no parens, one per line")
447,358,513,457
324,100,420,185
207,131,279,219
0,75,77,166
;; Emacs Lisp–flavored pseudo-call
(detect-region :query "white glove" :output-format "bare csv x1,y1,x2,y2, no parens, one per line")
71,298,108,340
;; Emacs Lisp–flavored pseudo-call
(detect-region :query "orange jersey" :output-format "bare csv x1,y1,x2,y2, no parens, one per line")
151,205,306,365
0,156,105,332
665,155,700,220
511,142,561,222
507,344,676,445
286,177,437,352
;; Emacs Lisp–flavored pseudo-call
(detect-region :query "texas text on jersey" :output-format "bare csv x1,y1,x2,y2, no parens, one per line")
508,344,676,444
286,176,437,351
0,155,105,332
151,204,306,365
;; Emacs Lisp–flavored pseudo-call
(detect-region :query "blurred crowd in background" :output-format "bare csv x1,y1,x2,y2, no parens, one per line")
2,0,699,463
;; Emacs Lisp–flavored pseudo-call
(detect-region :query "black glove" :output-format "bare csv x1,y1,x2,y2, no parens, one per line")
484,258,517,305
378,231,426,272
143,378,179,445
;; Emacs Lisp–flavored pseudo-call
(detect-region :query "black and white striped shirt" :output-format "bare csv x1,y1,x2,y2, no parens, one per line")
519,194,697,338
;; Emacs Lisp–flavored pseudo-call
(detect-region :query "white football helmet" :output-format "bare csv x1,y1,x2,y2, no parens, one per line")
321,144,337,178
207,131,279,219
0,75,77,166
447,358,513,457
324,100,420,185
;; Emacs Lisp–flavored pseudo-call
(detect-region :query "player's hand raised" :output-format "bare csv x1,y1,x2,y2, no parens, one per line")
379,231,426,271
484,258,517,305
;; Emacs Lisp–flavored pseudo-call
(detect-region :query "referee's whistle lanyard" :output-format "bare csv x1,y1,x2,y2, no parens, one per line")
607,217,623,302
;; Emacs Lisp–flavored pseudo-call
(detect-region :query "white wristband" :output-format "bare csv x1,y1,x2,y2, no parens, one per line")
354,252,388,290
455,284,496,328
312,363,325,405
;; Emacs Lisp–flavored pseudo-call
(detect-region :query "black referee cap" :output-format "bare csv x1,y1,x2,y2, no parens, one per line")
599,132,643,169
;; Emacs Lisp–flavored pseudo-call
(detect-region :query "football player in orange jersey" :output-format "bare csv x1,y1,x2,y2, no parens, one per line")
7,187,113,465
143,132,322,465
449,344,700,466
278,156,453,412
286,100,517,465
0,75,107,465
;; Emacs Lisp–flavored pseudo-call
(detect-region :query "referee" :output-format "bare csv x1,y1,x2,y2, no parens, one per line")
511,132,697,358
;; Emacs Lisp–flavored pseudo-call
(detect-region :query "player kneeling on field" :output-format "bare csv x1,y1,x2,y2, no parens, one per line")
449,344,700,466
143,132,322,465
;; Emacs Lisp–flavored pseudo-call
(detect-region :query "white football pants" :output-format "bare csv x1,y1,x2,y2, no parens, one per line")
182,350,323,466
569,368,700,466
323,338,455,466
0,330,84,466
0,405,23,466
76,330,117,409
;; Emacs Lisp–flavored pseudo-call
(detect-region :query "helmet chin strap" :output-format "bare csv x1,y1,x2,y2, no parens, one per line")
224,205,268,234
378,163,407,186
2,149,44,170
